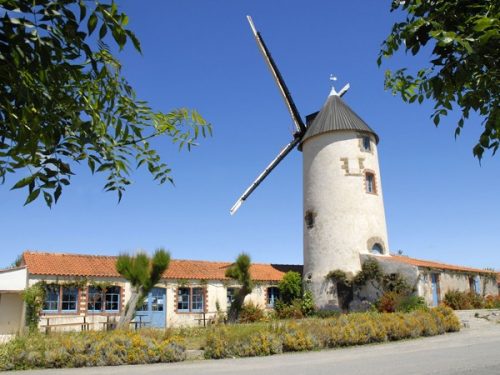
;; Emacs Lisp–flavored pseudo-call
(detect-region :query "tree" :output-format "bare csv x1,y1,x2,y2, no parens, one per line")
225,252,253,323
278,271,302,305
115,248,170,329
379,0,499,160
0,0,211,206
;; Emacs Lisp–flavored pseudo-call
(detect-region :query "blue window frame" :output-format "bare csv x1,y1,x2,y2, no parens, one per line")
43,285,60,312
192,288,204,312
177,287,190,312
267,287,280,308
61,287,78,312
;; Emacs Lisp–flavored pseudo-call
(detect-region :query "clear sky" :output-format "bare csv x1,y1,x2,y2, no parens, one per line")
1,1,498,270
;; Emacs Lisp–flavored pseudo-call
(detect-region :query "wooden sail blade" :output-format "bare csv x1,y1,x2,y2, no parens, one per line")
230,136,301,215
246,16,306,135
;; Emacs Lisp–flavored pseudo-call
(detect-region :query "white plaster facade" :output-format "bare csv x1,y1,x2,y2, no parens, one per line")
303,131,389,308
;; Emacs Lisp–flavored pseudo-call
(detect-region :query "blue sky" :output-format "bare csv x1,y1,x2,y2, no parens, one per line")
1,1,498,270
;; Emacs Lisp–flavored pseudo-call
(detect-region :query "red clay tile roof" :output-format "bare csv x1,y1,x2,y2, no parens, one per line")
388,255,494,275
21,251,302,282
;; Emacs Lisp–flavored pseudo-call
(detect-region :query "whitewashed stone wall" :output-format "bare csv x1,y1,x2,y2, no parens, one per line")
303,131,389,308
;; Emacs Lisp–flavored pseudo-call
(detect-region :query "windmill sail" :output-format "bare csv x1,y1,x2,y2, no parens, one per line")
246,16,306,135
230,136,301,215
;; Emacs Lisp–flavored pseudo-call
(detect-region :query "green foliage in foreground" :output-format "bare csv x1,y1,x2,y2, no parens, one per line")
0,0,211,206
0,308,460,370
0,329,185,371
379,0,499,160
204,307,460,359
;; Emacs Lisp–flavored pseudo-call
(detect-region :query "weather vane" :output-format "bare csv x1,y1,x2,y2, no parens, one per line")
329,74,350,97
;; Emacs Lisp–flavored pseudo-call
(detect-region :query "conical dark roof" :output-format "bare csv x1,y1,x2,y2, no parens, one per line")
299,95,378,149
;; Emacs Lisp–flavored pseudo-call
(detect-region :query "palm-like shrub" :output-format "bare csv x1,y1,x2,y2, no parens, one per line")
116,248,170,328
225,253,253,323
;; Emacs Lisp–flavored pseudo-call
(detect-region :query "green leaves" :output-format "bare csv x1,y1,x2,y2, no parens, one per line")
379,0,499,161
0,0,212,206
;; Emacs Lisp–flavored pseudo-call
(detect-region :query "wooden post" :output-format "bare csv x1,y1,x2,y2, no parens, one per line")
45,318,50,335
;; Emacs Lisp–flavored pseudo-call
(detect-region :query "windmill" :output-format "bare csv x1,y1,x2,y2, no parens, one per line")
231,16,389,309
230,16,350,216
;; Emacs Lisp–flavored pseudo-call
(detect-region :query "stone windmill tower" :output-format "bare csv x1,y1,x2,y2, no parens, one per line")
231,17,389,309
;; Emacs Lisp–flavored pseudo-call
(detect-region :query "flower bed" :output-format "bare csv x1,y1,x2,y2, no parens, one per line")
0,307,461,370
204,307,460,359
0,329,185,371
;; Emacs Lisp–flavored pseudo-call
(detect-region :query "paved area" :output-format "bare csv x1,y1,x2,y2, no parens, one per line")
16,313,500,375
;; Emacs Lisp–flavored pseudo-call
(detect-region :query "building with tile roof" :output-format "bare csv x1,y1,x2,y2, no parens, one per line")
0,250,498,342
0,251,301,340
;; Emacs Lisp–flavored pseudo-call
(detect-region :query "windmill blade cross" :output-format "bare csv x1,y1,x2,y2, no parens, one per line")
230,136,302,215
247,16,306,135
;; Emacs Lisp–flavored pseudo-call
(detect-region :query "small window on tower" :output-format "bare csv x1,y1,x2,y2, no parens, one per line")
362,136,371,151
365,172,376,194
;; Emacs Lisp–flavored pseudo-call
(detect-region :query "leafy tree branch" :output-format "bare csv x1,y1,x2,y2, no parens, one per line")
379,0,499,160
0,0,212,206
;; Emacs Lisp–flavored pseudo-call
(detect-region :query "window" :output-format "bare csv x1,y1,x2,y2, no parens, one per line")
87,287,103,312
151,288,165,312
192,288,204,312
87,286,121,313
177,288,190,312
227,287,236,307
267,287,280,308
61,287,78,311
43,285,79,313
371,243,383,254
177,287,205,313
105,286,120,312
362,136,371,151
365,172,376,194
43,285,59,311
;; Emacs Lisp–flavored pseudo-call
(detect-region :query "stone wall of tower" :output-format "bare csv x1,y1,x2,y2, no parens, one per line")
302,130,389,309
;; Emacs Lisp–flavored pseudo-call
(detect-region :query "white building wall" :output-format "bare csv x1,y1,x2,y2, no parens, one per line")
303,131,389,308
0,293,24,335
0,267,27,291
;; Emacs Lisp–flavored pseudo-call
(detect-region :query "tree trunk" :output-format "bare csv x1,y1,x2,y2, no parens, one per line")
228,287,249,323
117,287,142,329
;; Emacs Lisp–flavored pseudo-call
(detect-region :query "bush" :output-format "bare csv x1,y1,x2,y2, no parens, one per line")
484,295,500,309
0,330,185,371
444,290,486,310
275,299,304,319
278,271,302,305
239,302,266,323
396,295,427,313
377,291,401,313
203,309,460,359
